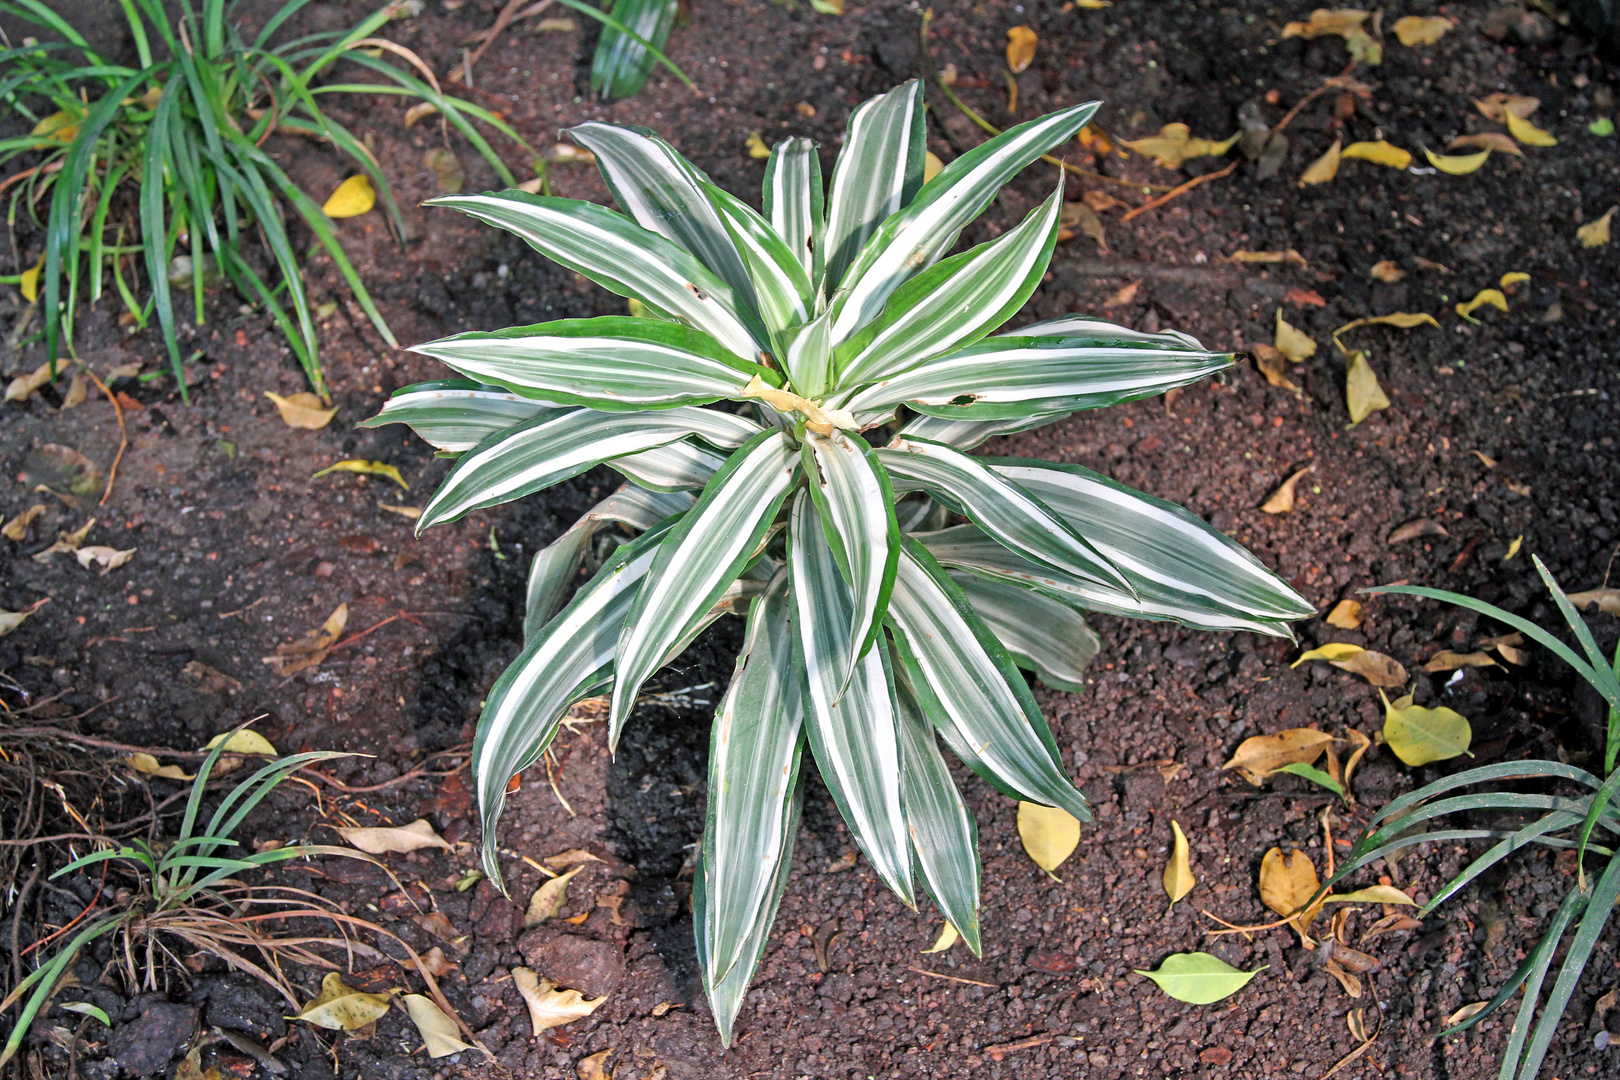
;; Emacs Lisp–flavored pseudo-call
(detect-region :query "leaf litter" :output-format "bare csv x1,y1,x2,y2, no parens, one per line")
512,967,606,1035
337,818,454,855
1017,801,1080,879
1135,953,1264,1004
1162,820,1194,905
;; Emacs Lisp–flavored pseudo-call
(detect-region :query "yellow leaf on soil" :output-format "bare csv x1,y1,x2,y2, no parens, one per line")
1229,250,1308,266
1392,15,1450,45
1456,288,1508,320
313,459,410,490
1222,728,1334,786
1121,124,1239,169
1017,801,1081,878
923,922,959,953
923,151,944,182
1163,820,1194,905
1259,847,1324,942
1381,691,1472,766
1577,207,1614,248
1261,465,1313,515
1422,650,1499,672
1251,344,1297,391
4,356,57,401
263,602,348,676
1075,0,1112,7
1568,588,1620,615
1474,93,1540,122
1446,132,1522,157
296,972,395,1030
18,255,43,303
265,391,336,429
378,502,423,519
1325,884,1415,905
336,818,453,855
205,729,278,756
1335,313,1440,340
125,752,194,780
745,133,770,159
1369,260,1405,283
322,175,376,218
1274,308,1317,362
1006,26,1037,73
525,865,585,926
401,994,473,1058
2,504,46,541
1499,271,1531,288
31,110,80,143
404,102,439,128
1334,649,1408,687
1341,141,1411,169
1293,643,1366,666
1504,109,1557,147
1446,1001,1490,1026
1282,9,1371,39
1345,349,1390,425
1325,599,1362,629
512,967,606,1035
1299,139,1341,185
1423,146,1490,175
577,1050,614,1080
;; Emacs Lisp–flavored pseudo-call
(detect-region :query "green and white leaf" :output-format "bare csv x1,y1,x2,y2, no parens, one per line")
1005,315,1208,352
821,80,925,293
704,180,813,333
611,439,729,491
781,306,835,400
359,380,562,452
803,431,898,685
950,570,1099,691
895,410,1071,451
789,492,859,709
762,136,823,283
589,0,678,101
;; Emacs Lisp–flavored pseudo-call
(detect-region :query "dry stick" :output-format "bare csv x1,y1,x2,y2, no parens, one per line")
1274,61,1361,136
77,363,127,505
1120,160,1238,222
906,965,997,988
449,0,549,83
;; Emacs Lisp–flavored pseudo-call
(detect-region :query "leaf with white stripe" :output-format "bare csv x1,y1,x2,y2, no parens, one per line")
611,431,800,741
525,485,694,640
822,80,926,293
805,431,898,670
1004,315,1209,352
828,100,1100,344
949,570,1099,691
409,317,777,410
418,406,759,530
611,439,728,491
789,492,857,709
840,335,1234,420
877,436,1130,594
781,306,834,399
835,185,1062,388
993,460,1316,622
896,410,1071,451
763,136,823,284
893,660,982,955
426,191,766,361
704,181,813,333
885,538,1090,822
359,380,562,452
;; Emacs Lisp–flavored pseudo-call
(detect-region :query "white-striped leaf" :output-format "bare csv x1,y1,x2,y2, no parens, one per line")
834,185,1062,388
828,100,1100,345
359,379,563,452
611,439,728,491
840,336,1235,420
893,659,982,955
611,430,800,741
762,136,823,284
426,192,766,362
992,460,1316,622
704,181,813,333
949,570,1099,692
781,306,834,400
821,80,926,293
803,430,897,680
589,0,677,101
407,317,776,410
895,410,1071,451
418,406,759,531
789,492,858,708
524,485,694,641
877,436,1131,594
700,574,805,988
885,537,1091,822
474,523,671,889
1002,314,1209,352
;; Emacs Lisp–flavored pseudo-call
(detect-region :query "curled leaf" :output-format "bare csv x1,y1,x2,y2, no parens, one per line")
1251,344,1298,391
1474,93,1540,122
125,752,194,780
265,391,336,429
1446,132,1522,157
1136,953,1264,1004
1274,308,1317,362
401,994,473,1058
1499,271,1530,288
1334,312,1439,336
322,175,376,218
1568,588,1620,615
0,599,47,638
1388,517,1449,544
1577,207,1614,248
1455,288,1508,320
1369,260,1405,283
1121,124,1239,169
74,545,136,575
1223,728,1334,786
1299,139,1342,186
1163,820,1194,905
525,865,585,925
1392,15,1450,45
18,255,43,304
5,356,56,401
31,110,80,143
205,729,277,756
313,460,409,490
1504,109,1557,148
1259,847,1323,941
1293,643,1365,666
1341,141,1411,169
1422,650,1499,672
1344,349,1390,425
296,972,394,1030
1330,649,1407,688
1380,691,1472,766
923,922,960,953
336,818,453,855
512,967,606,1035
1326,884,1415,905
1261,465,1314,515
1325,600,1362,629
1017,801,1081,878
2,504,47,541
1423,146,1490,175
1005,26,1037,73
1282,9,1370,39
404,102,439,127
263,603,348,676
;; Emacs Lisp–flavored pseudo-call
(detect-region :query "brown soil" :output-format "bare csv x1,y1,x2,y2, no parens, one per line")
3,1,1619,1078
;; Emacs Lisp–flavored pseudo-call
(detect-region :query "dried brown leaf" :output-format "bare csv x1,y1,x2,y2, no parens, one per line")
1392,15,1451,45
1345,349,1390,425
265,391,336,429
1163,820,1195,905
1446,132,1523,157
1261,465,1314,515
512,967,606,1035
263,602,348,676
1474,93,1540,122
1005,26,1037,73
1369,260,1406,282
1325,600,1363,629
1331,649,1408,688
525,865,584,925
336,818,453,855
1223,729,1334,786
2,504,46,541
1259,847,1323,943
1422,650,1500,672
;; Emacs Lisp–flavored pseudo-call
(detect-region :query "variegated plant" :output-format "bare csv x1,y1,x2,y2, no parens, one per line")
364,81,1314,1042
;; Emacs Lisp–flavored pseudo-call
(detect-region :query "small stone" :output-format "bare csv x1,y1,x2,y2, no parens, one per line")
112,1002,197,1076
517,928,625,997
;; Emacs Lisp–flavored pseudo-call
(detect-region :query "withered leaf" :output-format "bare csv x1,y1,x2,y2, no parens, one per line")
1223,728,1334,786
263,602,348,676
1251,344,1298,391
1422,650,1500,672
265,391,336,429
313,459,409,491
1474,93,1540,122
1163,820,1195,905
336,818,453,855
1578,207,1614,248
1005,26,1037,73
525,865,585,926
1423,146,1490,175
1381,691,1472,766
1325,599,1362,629
1259,847,1324,943
1274,308,1317,362
1018,801,1081,878
1121,124,1239,168
1387,518,1449,544
1261,465,1314,514
1456,288,1508,320
126,752,194,781
1299,139,1342,186
1,504,47,541
1323,957,1362,998
922,922,959,954
1447,132,1523,157
1392,15,1451,45
1345,350,1390,425
1369,260,1405,282
512,967,606,1035
296,972,394,1030
1341,140,1411,169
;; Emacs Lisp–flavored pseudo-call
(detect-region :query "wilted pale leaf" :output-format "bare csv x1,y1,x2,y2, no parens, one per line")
577,1051,613,1080
525,865,584,926
263,603,347,676
1335,312,1440,336
1446,1001,1490,1026
1344,27,1381,63
125,752,193,780
401,994,473,1057
1293,643,1365,666
1325,600,1362,629
745,133,770,159
297,972,394,1030
313,459,409,490
1423,146,1490,175
31,110,80,143
544,849,606,870
1369,260,1405,283
1344,350,1390,425
1121,124,1239,168
922,922,959,953
74,545,135,575
1474,93,1540,122
1499,272,1530,289
205,729,278,756
404,102,439,128
1261,465,1313,515
1163,820,1194,905
1577,208,1614,248
1381,691,1471,766
18,255,43,304
1135,953,1264,1004
1223,728,1334,786
1075,0,1112,7
1341,141,1411,169
1229,250,1307,266
1103,280,1139,307
336,818,453,855
1282,9,1370,38
923,151,944,182
1259,847,1323,940
512,967,606,1035
1343,728,1372,789
4,356,56,401
1455,288,1507,320
1006,26,1037,73
1446,132,1523,157
0,600,45,638
322,175,376,218
1422,650,1499,672
1018,801,1081,878
1325,884,1415,905
1503,109,1557,148
1331,649,1407,688
2,504,46,541
1299,139,1341,186
1392,15,1450,45
1274,309,1317,362
1568,588,1620,615
1251,344,1298,391
378,502,423,519
265,391,336,429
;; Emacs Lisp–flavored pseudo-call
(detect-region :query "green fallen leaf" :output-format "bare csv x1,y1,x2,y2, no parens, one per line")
313,459,409,491
59,1002,110,1027
1590,117,1614,137
1275,761,1345,799
1135,953,1265,1004
1380,690,1472,766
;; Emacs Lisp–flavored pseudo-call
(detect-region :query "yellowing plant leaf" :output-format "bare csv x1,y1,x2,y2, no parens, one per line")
1222,728,1334,786
1293,643,1365,666
1282,9,1371,39
322,175,376,218
73,545,135,575
1335,313,1440,337
205,729,278,756
1381,691,1472,766
1331,649,1408,688
378,502,423,519
1474,93,1540,122
125,752,194,780
1568,588,1620,615
1135,953,1264,1004
1325,600,1362,629
4,356,57,401
313,459,409,490
265,391,336,429
1121,124,1239,168
1251,344,1298,391
404,102,439,127
525,865,585,926
1299,139,1342,186
922,922,959,953
1504,109,1557,147
18,255,43,303
1259,847,1324,942
31,110,80,143
1499,271,1530,288
1229,250,1308,266
263,602,347,677
1261,465,1313,515
1341,141,1411,169
296,972,394,1030
577,1050,613,1080
1369,260,1405,283
336,818,453,855
1423,146,1490,175
1017,801,1081,878
923,151,944,182
2,504,47,541
1274,308,1317,362
1578,207,1614,248
1345,349,1390,425
401,994,473,1058
1163,820,1194,905
1392,15,1450,45
1447,132,1522,158
1006,26,1037,73
512,967,606,1035
1446,1001,1490,1026
1325,884,1415,905
1344,27,1381,63
1422,650,1499,672
745,133,770,159
1456,288,1508,320
1075,0,1112,7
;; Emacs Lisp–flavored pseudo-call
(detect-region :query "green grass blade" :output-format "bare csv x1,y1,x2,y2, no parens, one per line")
1514,850,1620,1078
0,916,125,1068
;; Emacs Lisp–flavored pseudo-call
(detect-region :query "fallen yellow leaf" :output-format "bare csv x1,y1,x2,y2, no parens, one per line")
1474,93,1540,122
1504,109,1557,147
313,459,409,491
205,729,278,756
1282,9,1370,39
401,994,473,1058
263,603,348,676
745,132,770,159
512,968,606,1035
1423,650,1500,673
1331,649,1408,688
2,504,47,541
336,818,454,855
1423,146,1490,175
126,752,194,781
322,175,376,218
1392,15,1450,45
74,545,136,575
1341,141,1411,169
264,390,336,429
1499,271,1531,288
1121,124,1239,169
923,151,944,182
1017,801,1081,879
1380,691,1471,766
1293,643,1365,666
1334,312,1440,338
1229,250,1308,266
378,502,423,519
1299,139,1341,185
1369,260,1405,282
1577,207,1614,248
1006,26,1037,73
1344,349,1390,425
1074,0,1112,6
1274,308,1317,362
404,102,439,128
18,255,43,303
1567,588,1620,615
296,972,395,1031
525,865,585,926
1325,599,1362,629
1261,465,1314,515
1446,132,1522,157
1259,847,1324,944
1163,820,1194,905
1505,536,1524,561
576,1050,614,1080
31,110,79,143
1222,729,1334,786
1455,288,1508,320
1250,344,1297,391
922,922,959,953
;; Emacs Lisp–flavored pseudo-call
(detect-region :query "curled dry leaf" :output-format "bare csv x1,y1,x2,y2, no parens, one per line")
1334,312,1440,336
1322,958,1362,998
74,545,135,574
265,391,337,429
1362,911,1422,944
0,599,47,638
525,865,585,926
1223,728,1334,786
1228,249,1308,266
1083,189,1127,213
1341,141,1412,169
1392,15,1450,45
378,502,423,519
1331,649,1408,688
403,101,439,127
1325,884,1415,905
1380,691,1472,766
1060,200,1108,253
1251,344,1298,391
1325,600,1362,629
922,922,960,954
1292,642,1363,665
313,459,410,490
1446,132,1523,157
1501,108,1559,147
1423,146,1490,175
2,504,47,541
544,848,606,870
337,818,453,855
17,255,43,305
1446,1001,1490,1026
296,972,394,1030
1387,518,1449,544
1369,261,1405,282
125,752,194,780
322,175,376,218
1578,207,1614,248
1474,93,1540,122
1163,820,1195,905
206,729,277,755
1274,309,1317,362
1567,588,1620,615
1500,271,1531,289
1422,650,1499,672
1259,847,1324,942
1282,9,1370,39
1005,26,1037,73
263,602,348,677
576,1050,614,1080
1121,124,1239,169
1135,953,1264,1004
4,358,59,402
1017,801,1081,878
1344,350,1390,426
1299,139,1342,186
512,967,606,1035
1456,288,1508,320
1103,280,1139,308
420,946,458,977
1261,465,1314,515
401,994,474,1058
1342,728,1371,788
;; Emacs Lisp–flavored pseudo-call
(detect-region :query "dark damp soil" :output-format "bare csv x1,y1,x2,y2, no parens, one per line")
4,0,1620,1077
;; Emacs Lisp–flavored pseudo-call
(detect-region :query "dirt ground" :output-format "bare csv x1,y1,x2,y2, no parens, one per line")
3,0,1620,1077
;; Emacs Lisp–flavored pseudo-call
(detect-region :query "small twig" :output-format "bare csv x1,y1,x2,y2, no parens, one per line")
1274,62,1360,135
1121,160,1238,222
78,363,127,505
1199,908,1298,936
906,965,997,988
302,761,463,794
985,1033,1055,1054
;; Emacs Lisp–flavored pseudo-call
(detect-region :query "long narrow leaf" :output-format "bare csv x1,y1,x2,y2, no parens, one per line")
611,439,729,491
821,80,926,293
359,380,563,452
949,570,1098,691
763,136,823,284
803,431,898,685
